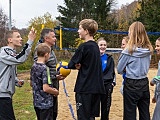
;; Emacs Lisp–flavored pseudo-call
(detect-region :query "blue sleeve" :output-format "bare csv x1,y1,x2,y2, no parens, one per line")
122,72,126,80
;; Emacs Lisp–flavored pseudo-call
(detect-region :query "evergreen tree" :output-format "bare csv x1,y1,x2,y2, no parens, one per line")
137,0,160,42
57,0,117,48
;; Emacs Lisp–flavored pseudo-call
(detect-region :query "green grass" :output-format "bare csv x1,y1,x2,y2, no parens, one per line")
12,52,71,120
13,81,36,120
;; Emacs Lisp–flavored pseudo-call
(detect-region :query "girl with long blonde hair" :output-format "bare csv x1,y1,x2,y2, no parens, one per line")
117,21,153,120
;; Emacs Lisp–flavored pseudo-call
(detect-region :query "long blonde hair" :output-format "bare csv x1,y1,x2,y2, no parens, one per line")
127,21,153,54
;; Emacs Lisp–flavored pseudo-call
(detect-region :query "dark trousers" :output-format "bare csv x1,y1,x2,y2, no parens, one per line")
34,106,54,120
0,97,15,120
75,93,101,120
123,77,150,120
53,96,58,120
52,80,59,120
100,83,113,120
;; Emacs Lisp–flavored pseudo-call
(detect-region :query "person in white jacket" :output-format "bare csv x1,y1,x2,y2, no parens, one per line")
0,29,36,120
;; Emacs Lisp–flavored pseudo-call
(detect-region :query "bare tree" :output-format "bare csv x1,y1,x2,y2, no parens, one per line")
0,8,9,47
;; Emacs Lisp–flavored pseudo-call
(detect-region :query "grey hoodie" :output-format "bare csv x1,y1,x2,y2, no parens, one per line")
117,47,151,79
151,61,160,99
0,40,33,98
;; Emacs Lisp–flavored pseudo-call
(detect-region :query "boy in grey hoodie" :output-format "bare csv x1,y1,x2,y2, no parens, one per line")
117,21,153,120
0,29,36,120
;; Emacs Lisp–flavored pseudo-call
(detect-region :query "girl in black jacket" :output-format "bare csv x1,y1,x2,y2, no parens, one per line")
97,37,116,120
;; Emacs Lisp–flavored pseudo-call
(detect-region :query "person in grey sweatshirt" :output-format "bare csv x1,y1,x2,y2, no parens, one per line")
117,21,153,120
0,29,36,120
34,28,65,120
150,37,160,120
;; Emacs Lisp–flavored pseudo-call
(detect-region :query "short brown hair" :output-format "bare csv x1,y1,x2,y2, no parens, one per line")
37,43,51,57
79,19,98,36
40,28,54,40
3,30,19,45
5,30,19,40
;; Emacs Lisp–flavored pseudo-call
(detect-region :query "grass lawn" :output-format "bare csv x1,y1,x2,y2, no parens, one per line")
13,75,36,120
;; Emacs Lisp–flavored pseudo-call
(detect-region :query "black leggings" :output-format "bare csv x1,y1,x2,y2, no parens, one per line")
100,83,113,120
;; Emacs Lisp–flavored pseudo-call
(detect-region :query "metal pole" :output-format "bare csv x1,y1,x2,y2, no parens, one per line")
9,0,11,30
59,16,62,50
60,25,62,50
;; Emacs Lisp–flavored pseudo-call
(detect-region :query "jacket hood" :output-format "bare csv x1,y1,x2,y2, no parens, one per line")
122,47,151,57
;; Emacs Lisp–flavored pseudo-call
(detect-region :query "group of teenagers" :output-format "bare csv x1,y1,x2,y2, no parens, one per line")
0,18,160,120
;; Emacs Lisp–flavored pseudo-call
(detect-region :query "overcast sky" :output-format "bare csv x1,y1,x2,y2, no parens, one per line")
0,0,135,28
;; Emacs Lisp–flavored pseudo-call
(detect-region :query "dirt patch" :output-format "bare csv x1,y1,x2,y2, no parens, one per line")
18,69,157,120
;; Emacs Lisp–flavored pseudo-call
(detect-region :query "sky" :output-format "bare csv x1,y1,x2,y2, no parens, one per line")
0,0,135,29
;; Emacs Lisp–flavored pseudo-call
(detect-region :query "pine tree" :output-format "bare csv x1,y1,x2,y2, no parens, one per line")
57,0,116,48
137,0,160,42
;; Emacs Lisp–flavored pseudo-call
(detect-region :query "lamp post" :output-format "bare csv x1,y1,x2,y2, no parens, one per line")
9,0,11,30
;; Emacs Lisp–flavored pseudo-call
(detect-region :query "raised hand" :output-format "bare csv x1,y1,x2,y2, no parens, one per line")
28,26,36,41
